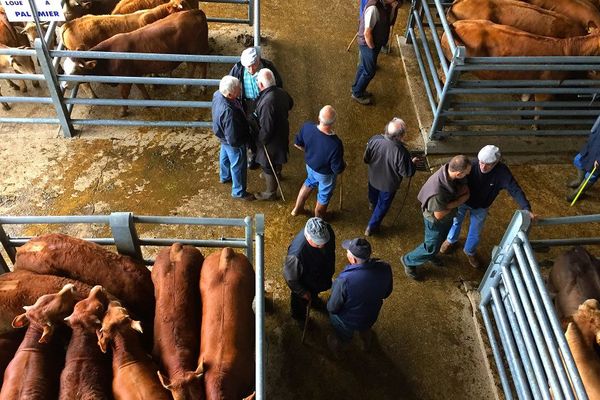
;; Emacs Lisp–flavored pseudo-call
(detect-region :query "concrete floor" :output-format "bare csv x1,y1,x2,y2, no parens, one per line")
1,0,600,399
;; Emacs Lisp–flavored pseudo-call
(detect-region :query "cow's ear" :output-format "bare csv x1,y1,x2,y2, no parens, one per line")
157,371,172,390
588,21,598,33
130,320,143,334
84,60,97,70
12,313,29,328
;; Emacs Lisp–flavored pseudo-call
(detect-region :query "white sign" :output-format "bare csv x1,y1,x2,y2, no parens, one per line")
1,0,65,22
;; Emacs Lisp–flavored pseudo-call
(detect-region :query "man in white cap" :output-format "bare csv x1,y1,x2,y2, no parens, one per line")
229,47,283,169
283,217,336,322
440,145,535,268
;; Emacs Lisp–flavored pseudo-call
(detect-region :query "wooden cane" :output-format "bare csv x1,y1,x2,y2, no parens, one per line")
301,297,312,344
338,174,344,211
346,33,358,52
263,144,286,202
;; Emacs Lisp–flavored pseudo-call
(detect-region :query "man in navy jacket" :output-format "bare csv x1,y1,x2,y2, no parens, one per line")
327,238,392,353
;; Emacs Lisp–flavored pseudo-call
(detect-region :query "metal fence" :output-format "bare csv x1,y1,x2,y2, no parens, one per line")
404,0,600,139
0,211,267,400
478,211,600,400
0,0,261,137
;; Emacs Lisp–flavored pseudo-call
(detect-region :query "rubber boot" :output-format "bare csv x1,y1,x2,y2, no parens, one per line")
291,185,312,216
567,184,588,203
314,202,328,219
567,169,585,188
255,173,278,201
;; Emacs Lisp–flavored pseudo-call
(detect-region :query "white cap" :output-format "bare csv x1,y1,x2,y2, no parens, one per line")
478,145,501,164
240,47,259,67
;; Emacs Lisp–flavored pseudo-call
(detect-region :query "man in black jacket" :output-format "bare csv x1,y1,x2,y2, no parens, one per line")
252,68,294,200
229,47,283,169
363,117,417,236
211,75,254,201
567,115,600,202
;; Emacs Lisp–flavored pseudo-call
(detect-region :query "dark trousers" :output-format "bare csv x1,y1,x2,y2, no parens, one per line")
352,44,381,97
290,291,323,320
367,183,396,230
404,216,453,267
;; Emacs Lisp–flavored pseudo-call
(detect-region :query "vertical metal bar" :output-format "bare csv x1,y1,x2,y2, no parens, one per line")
517,232,588,400
0,225,16,265
248,0,253,27
244,216,253,265
432,0,456,55
480,304,515,400
491,287,533,400
253,0,260,47
109,212,143,260
420,0,448,76
34,39,75,138
411,9,442,97
407,27,437,113
254,214,265,400
404,0,418,42
429,47,463,139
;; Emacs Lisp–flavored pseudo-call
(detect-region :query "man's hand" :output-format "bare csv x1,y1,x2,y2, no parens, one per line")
411,156,420,164
301,292,311,302
526,211,537,222
595,160,599,169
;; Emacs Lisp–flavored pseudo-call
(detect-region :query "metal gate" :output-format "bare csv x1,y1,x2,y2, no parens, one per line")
479,211,600,400
404,0,600,139
0,0,261,137
0,212,267,400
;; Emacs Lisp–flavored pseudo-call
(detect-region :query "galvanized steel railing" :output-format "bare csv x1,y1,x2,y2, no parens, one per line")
404,0,600,139
0,212,267,400
478,211,600,400
0,0,261,137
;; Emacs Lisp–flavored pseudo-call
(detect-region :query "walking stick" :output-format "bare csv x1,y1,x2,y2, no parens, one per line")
391,176,413,226
263,144,286,202
301,297,312,344
570,165,597,206
346,32,358,52
338,173,344,211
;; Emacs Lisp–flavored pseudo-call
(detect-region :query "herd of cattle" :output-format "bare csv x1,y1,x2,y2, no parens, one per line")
0,0,210,115
0,234,255,399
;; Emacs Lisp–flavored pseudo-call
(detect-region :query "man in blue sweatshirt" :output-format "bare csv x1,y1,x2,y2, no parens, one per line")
440,145,535,268
327,237,393,353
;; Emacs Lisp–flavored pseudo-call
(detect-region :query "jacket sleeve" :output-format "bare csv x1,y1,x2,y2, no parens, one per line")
399,147,416,178
327,276,346,314
331,141,346,174
257,98,275,145
502,167,532,211
363,140,372,164
226,108,250,147
283,255,307,295
294,126,305,147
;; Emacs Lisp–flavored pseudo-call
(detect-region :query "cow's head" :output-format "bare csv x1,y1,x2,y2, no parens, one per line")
157,361,204,400
96,301,143,353
64,285,108,333
12,284,77,343
18,23,41,45
63,0,92,20
572,299,600,348
62,58,97,90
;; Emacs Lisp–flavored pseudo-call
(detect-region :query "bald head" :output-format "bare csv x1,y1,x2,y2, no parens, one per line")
385,117,406,141
318,105,336,127
257,68,275,90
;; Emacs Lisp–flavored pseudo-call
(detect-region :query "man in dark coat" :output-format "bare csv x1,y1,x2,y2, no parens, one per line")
567,114,600,202
229,47,284,169
283,217,336,322
400,155,471,280
252,68,294,200
211,75,254,201
363,117,417,236
327,237,392,354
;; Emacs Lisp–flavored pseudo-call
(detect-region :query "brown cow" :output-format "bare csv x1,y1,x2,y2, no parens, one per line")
518,0,600,32
60,285,112,400
62,9,209,116
565,299,600,399
0,284,77,400
14,233,155,328
112,0,197,14
0,269,101,336
447,0,587,38
97,301,171,400
548,246,600,322
199,248,255,400
152,244,204,400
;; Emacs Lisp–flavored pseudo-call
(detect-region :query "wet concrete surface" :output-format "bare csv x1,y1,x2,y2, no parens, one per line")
1,0,600,399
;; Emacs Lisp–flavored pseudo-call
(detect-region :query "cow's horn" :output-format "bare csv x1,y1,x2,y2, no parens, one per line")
157,371,172,390
130,320,143,333
22,305,33,311
59,283,76,295
39,324,54,343
64,315,71,322
194,360,204,377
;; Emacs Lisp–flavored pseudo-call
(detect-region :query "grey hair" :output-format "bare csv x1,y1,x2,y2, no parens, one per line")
318,105,336,126
219,75,240,97
384,117,406,140
257,68,276,88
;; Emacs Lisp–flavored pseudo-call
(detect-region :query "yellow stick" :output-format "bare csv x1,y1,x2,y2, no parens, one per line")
570,165,597,206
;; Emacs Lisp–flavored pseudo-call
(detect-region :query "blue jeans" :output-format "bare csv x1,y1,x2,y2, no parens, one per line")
367,183,396,230
329,313,354,342
446,204,489,256
352,44,381,97
403,215,453,267
219,143,247,198
304,165,336,205
574,153,599,185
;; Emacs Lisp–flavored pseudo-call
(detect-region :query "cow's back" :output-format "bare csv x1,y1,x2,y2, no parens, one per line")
14,234,154,325
113,360,171,400
519,0,600,30
199,248,254,400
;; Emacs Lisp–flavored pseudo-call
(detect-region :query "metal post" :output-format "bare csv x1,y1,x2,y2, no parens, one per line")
109,212,143,260
244,216,253,265
429,46,464,140
404,0,418,43
480,304,514,400
0,225,13,273
254,213,265,400
253,0,260,47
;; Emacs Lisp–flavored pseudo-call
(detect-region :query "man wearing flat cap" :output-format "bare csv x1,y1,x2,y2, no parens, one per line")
283,217,336,321
327,238,393,353
440,145,534,268
229,47,283,169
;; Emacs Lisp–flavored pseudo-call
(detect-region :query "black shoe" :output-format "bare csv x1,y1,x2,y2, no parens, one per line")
248,160,260,170
351,94,372,105
364,225,379,237
235,192,255,201
401,255,421,281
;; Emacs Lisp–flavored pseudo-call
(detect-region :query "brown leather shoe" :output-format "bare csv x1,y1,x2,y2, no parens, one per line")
236,192,255,201
439,240,456,254
465,252,482,269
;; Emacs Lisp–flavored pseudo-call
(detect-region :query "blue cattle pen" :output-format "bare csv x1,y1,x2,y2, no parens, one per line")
404,0,600,139
0,212,267,400
478,211,600,400
0,0,261,137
